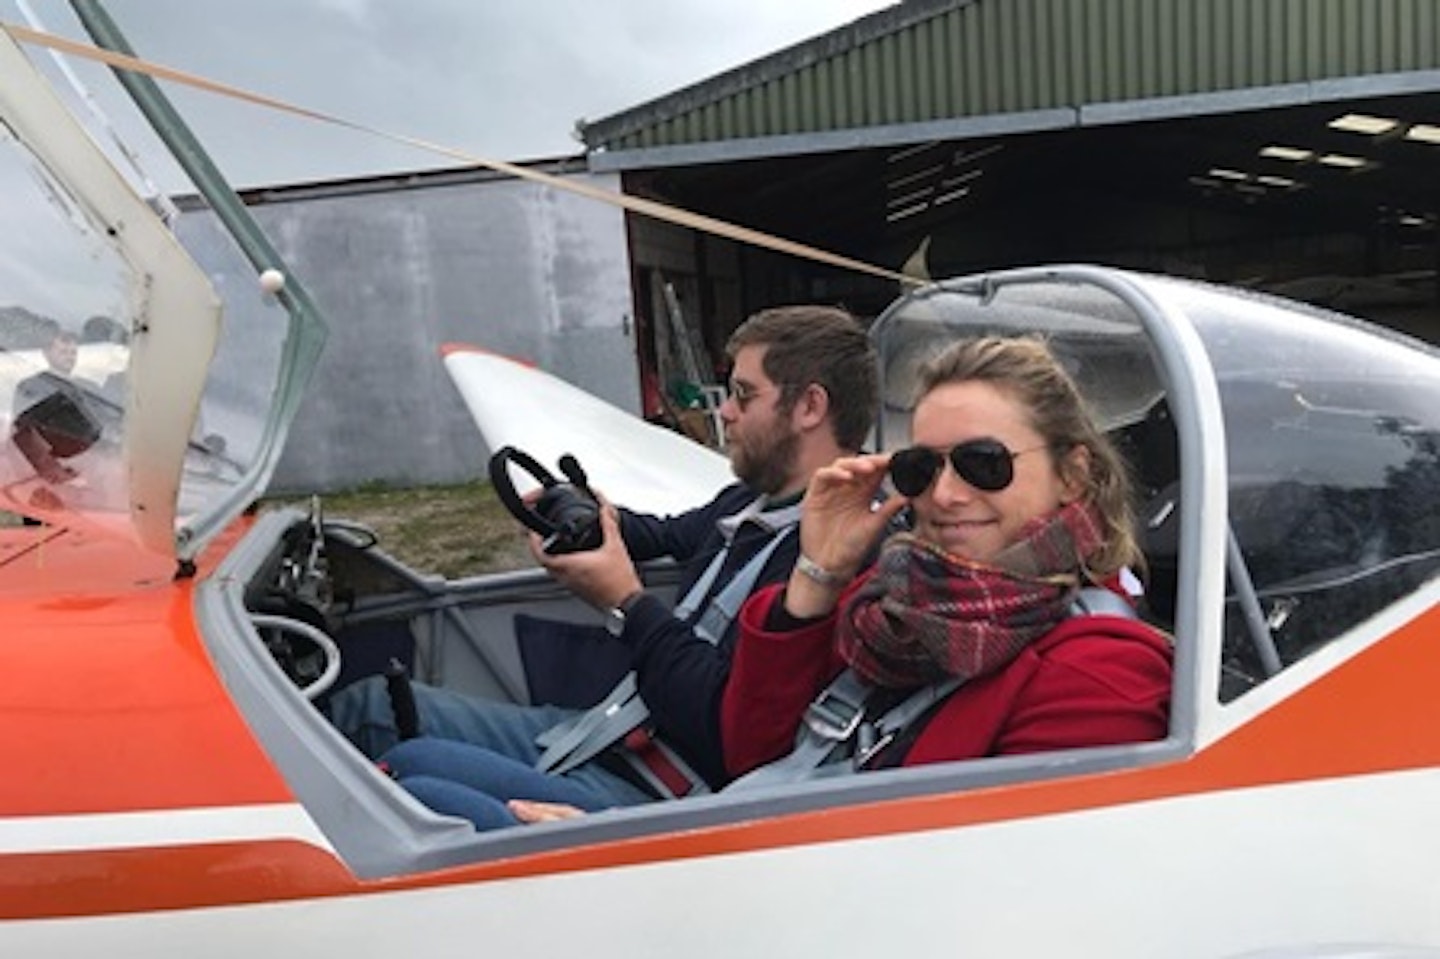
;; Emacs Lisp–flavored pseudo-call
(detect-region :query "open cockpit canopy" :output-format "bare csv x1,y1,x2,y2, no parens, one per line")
0,19,324,559
874,268,1440,708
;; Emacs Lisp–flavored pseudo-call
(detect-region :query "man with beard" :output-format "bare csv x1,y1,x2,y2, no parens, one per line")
332,305,877,815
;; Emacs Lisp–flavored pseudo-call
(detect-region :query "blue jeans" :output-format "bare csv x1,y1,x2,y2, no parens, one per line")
329,677,652,829
382,737,638,830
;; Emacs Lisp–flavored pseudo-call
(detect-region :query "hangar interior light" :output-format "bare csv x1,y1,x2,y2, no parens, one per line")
1406,124,1440,144
1327,112,1440,147
1260,145,1313,161
1328,113,1400,135
883,142,997,223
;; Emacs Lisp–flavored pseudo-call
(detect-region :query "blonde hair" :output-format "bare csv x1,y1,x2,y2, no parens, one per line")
915,335,1142,579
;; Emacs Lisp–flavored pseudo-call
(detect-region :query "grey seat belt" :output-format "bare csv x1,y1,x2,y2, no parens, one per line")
1069,585,1138,619
534,503,800,782
725,587,1135,793
674,499,803,642
530,500,777,765
724,670,964,792
532,672,648,767
722,668,872,791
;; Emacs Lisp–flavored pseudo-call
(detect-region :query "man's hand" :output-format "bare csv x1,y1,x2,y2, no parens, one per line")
529,501,643,609
36,458,77,485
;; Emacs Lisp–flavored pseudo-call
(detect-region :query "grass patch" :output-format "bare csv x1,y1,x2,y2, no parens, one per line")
265,479,534,579
2,480,533,580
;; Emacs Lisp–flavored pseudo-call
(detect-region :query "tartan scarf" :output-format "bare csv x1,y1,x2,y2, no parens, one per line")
835,500,1106,688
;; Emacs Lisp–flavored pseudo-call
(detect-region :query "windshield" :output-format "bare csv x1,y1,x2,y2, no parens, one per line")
0,21,321,557
1154,277,1440,697
170,210,288,520
871,276,1165,452
0,117,133,531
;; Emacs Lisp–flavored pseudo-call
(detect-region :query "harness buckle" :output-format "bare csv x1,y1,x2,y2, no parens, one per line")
853,729,897,769
803,688,866,742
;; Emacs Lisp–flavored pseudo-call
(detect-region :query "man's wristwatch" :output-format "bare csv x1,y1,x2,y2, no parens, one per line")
604,591,644,637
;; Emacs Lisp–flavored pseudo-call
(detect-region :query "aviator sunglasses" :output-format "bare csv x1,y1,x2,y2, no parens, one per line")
888,438,1050,496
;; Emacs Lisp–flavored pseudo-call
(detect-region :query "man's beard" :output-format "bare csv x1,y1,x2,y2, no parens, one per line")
729,420,799,496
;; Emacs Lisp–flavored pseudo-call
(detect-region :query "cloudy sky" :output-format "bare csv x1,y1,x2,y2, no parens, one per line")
2,0,895,189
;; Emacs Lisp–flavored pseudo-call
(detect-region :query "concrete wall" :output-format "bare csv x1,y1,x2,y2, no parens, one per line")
181,167,637,493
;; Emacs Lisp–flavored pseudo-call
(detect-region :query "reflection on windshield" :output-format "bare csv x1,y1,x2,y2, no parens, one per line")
1,52,263,542
171,211,287,508
873,280,1162,451
1170,280,1440,699
1,124,131,526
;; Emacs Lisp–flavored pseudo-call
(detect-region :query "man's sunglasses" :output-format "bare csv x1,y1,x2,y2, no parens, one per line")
888,439,1049,496
727,379,782,411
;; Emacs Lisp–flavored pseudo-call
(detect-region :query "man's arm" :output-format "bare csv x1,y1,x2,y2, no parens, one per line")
11,424,76,484
615,483,749,564
535,484,786,788
528,485,749,612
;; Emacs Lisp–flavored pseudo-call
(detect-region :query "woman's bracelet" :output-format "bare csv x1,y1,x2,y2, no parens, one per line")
795,553,848,588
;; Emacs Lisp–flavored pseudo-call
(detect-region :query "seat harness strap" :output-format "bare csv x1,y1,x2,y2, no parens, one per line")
674,499,803,642
725,587,1134,793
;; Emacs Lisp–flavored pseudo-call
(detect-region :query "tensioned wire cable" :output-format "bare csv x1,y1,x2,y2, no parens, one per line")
4,22,921,288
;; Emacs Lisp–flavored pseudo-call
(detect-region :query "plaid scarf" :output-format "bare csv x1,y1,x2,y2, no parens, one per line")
835,500,1105,688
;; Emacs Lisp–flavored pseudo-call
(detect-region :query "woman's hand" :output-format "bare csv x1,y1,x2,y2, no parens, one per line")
508,798,585,824
785,453,909,618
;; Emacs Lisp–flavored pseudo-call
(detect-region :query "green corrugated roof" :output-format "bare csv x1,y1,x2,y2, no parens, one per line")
580,0,1440,159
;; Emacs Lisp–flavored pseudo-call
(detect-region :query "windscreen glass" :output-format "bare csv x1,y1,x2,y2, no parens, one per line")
1159,277,1440,699
1,21,294,547
1,99,136,529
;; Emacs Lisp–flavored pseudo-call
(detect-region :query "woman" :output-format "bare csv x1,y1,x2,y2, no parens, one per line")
721,335,1172,778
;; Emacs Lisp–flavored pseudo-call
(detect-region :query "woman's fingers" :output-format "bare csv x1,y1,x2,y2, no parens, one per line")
801,452,906,575
508,798,586,824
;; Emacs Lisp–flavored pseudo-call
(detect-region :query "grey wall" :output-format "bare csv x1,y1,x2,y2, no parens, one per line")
183,168,637,493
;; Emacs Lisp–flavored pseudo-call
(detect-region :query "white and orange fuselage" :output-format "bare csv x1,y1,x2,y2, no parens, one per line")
3,516,1438,954
3,9,1440,955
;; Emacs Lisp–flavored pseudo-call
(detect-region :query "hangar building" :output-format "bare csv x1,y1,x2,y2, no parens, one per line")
579,0,1440,418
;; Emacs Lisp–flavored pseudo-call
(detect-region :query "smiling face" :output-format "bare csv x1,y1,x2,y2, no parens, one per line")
907,379,1086,564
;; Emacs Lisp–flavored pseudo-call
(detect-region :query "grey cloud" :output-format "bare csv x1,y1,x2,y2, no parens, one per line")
3,0,892,187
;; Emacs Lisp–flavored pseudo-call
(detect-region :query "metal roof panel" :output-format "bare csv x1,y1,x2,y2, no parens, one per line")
581,0,1440,160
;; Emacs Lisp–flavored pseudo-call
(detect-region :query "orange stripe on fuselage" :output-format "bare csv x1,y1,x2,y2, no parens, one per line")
0,839,354,919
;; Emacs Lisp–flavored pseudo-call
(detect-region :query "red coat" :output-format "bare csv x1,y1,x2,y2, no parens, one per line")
722,578,1173,778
